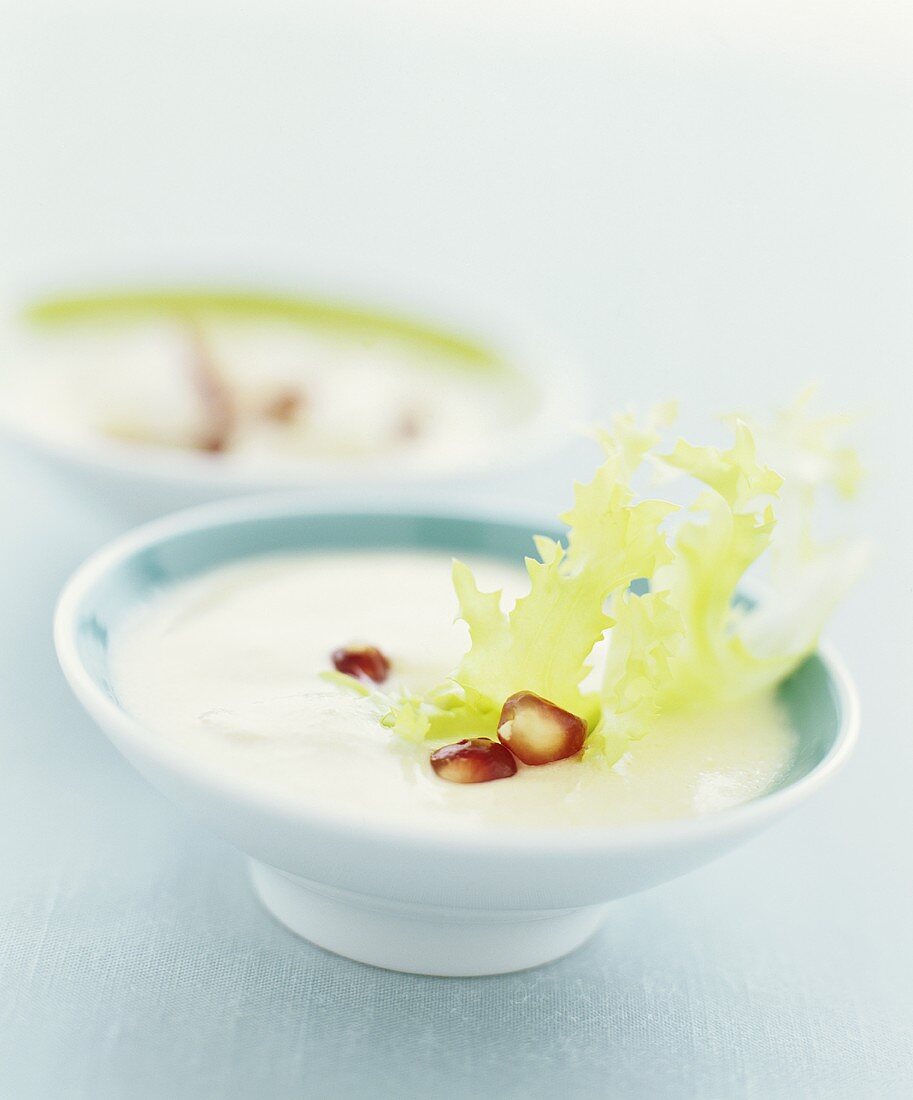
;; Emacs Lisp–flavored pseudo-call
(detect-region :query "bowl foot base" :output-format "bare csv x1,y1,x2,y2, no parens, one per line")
249,860,607,976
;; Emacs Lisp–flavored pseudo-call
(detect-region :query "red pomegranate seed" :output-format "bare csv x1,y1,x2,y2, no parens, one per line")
261,388,305,423
396,408,422,440
430,738,518,784
185,323,237,454
497,691,587,765
331,645,391,684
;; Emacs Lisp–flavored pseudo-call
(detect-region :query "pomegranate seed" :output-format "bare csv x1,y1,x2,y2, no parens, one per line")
332,645,391,684
430,738,518,784
261,388,305,423
396,408,423,440
185,324,236,454
497,691,586,765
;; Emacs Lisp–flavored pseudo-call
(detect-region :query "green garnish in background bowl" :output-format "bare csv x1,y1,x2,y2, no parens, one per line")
22,288,507,375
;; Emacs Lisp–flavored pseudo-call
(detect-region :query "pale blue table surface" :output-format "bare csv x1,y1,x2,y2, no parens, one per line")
1,2,911,1096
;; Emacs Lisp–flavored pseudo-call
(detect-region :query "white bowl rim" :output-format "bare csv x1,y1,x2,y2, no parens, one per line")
54,492,860,857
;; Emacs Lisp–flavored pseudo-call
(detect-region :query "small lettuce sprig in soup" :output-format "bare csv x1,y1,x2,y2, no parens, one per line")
334,390,866,781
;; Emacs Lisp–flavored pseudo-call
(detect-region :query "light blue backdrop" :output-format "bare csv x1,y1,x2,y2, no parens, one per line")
1,2,911,1097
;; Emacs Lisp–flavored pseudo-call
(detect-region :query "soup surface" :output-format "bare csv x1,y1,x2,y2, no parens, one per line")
111,550,797,831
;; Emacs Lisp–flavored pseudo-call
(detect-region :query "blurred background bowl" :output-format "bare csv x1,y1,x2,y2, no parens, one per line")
0,287,585,522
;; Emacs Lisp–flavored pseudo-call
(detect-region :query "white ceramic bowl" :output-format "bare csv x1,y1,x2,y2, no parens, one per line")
54,498,859,976
0,292,584,523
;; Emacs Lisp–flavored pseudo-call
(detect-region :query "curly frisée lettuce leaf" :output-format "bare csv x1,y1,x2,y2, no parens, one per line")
647,398,866,718
370,427,677,746
587,588,683,762
729,386,870,665
338,393,864,763
446,433,676,727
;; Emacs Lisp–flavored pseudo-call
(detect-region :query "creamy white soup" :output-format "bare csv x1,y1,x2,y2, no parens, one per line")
111,551,796,832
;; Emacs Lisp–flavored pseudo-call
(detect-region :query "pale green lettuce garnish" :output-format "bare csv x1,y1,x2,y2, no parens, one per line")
649,420,788,710
24,289,504,374
338,415,676,749
588,588,683,762
335,392,865,763
430,420,677,737
601,396,867,737
728,386,870,665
